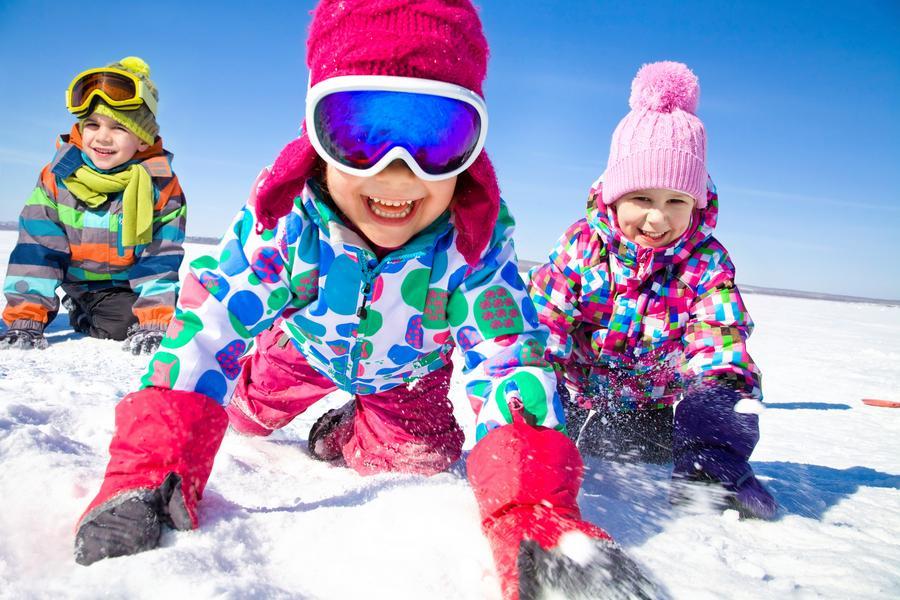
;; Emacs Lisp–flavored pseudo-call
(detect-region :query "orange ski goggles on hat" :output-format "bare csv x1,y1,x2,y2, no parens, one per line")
65,67,158,117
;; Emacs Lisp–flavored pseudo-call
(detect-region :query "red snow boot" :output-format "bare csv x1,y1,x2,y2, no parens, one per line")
467,420,657,600
75,387,228,565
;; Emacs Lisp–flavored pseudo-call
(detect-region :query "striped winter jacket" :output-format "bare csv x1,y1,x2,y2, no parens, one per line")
528,178,762,412
141,175,562,441
2,127,186,332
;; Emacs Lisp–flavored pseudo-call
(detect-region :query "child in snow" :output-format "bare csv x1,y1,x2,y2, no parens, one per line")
0,57,185,355
529,61,777,519
74,2,654,598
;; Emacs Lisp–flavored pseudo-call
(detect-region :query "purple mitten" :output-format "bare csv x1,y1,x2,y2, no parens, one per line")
673,384,777,519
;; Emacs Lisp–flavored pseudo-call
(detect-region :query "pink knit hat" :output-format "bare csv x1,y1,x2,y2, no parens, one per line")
602,61,708,208
255,0,500,266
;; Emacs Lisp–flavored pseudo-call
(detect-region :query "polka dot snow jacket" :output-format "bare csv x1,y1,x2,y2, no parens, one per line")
141,176,563,440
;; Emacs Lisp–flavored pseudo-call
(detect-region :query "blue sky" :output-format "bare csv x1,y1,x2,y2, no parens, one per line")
1,1,898,299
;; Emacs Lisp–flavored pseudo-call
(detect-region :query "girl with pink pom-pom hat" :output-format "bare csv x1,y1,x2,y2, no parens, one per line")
529,61,777,520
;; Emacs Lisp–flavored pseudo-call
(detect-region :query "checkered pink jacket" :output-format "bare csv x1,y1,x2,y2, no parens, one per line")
527,178,762,411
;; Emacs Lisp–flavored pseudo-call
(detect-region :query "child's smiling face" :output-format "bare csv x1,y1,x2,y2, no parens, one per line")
325,161,457,249
614,188,696,248
80,112,148,170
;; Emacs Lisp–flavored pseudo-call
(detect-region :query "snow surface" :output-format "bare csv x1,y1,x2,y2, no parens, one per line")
0,229,898,599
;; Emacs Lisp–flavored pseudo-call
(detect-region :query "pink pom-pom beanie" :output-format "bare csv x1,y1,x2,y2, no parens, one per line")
255,0,500,266
602,61,708,208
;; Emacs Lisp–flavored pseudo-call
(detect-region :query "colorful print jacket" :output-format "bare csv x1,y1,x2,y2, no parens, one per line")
2,129,186,331
141,174,562,440
528,178,762,412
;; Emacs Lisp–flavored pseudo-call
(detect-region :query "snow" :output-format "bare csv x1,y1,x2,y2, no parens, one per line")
0,229,898,599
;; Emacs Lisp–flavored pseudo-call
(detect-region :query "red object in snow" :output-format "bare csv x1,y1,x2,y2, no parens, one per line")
467,420,612,600
862,398,900,408
77,387,229,531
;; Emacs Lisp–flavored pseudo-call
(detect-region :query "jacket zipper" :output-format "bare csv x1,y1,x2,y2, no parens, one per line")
349,252,377,391
348,247,426,391
116,213,125,258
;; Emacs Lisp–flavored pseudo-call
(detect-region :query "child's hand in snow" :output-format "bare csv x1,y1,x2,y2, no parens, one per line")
122,324,165,355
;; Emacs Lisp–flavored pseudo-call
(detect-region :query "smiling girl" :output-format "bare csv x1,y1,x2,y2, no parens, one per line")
74,3,655,598
529,61,777,520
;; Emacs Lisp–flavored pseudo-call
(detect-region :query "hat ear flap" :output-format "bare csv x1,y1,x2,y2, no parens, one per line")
255,131,320,230
452,152,501,267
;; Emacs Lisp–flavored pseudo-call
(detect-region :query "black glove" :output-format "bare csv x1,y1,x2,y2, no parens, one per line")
62,295,91,334
0,327,48,350
121,323,165,355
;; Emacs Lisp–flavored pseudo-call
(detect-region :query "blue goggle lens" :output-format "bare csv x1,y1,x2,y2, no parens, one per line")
313,90,482,175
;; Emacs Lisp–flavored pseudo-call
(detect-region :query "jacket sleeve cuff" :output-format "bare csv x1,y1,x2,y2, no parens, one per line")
8,319,45,332
134,321,169,332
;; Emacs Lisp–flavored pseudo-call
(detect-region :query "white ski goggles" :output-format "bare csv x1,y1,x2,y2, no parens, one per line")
306,75,488,181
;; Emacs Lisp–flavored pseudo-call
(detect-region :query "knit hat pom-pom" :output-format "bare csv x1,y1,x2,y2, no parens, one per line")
117,56,151,78
628,61,699,114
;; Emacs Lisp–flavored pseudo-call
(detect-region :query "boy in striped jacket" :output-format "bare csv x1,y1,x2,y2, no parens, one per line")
0,57,185,354
529,62,777,520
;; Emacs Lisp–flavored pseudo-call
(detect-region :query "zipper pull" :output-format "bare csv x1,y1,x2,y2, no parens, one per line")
358,279,372,318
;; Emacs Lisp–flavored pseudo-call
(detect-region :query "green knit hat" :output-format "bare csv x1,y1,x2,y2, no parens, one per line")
81,56,160,145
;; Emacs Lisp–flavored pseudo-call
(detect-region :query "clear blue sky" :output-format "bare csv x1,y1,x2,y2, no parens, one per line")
1,1,898,299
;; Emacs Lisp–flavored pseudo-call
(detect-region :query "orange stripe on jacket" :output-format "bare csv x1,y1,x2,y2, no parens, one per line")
155,178,182,211
142,156,173,178
40,164,59,199
70,242,134,267
3,301,50,326
133,305,175,326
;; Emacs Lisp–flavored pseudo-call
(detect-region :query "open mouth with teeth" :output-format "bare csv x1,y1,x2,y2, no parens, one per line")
365,196,419,222
639,229,668,241
91,147,118,157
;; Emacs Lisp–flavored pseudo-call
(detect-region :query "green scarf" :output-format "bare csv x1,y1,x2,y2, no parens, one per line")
64,164,154,246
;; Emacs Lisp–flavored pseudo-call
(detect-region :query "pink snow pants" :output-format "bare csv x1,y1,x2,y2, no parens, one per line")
226,325,464,476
